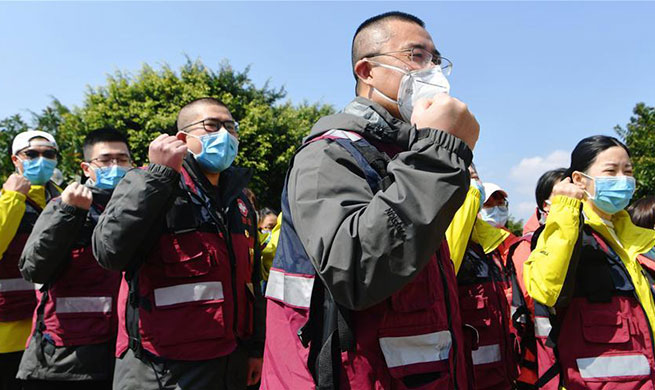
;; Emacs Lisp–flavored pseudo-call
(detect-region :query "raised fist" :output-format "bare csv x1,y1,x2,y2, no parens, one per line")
61,182,93,210
551,177,585,201
411,94,480,151
148,134,187,172
3,173,31,195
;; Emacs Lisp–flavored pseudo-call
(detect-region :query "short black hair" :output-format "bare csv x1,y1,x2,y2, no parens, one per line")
83,127,130,161
565,135,630,178
628,196,655,229
535,168,567,210
177,97,228,130
351,12,425,88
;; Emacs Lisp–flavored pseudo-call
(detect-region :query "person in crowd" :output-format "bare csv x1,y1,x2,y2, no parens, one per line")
262,11,479,389
524,135,655,389
257,208,279,283
258,208,277,234
446,165,521,390
506,168,566,390
92,97,264,390
16,128,130,390
0,130,60,390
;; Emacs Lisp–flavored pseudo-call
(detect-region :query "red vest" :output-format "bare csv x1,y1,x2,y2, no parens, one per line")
29,200,122,347
263,130,470,389
457,243,519,390
554,229,655,389
116,167,257,361
0,196,47,322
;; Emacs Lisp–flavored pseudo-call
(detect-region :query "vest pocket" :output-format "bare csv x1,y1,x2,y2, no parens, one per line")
146,282,226,347
159,233,212,278
582,311,629,344
49,296,113,346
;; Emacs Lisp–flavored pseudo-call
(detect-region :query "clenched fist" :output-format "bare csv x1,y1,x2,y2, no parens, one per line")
3,173,31,195
61,183,93,210
551,177,585,201
411,94,480,151
148,134,187,172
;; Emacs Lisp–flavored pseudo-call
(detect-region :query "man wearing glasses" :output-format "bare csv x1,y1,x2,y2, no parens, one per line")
17,128,132,390
263,11,479,389
93,98,264,390
0,130,60,390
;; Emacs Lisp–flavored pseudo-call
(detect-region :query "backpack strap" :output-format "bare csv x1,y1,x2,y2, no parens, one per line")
298,129,392,390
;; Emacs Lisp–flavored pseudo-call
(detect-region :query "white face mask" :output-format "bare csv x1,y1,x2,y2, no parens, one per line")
480,205,509,228
368,61,451,122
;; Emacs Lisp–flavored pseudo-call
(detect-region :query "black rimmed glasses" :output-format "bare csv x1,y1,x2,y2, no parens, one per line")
20,149,58,160
179,118,239,134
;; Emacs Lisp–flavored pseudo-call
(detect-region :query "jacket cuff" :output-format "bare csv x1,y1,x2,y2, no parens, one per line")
59,201,89,218
147,164,180,183
413,128,473,166
551,195,582,211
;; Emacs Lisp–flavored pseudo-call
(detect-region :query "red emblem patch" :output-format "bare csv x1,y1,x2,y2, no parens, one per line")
237,199,249,217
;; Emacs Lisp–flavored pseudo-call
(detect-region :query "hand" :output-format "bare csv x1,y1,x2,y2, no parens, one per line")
3,173,31,195
551,177,585,200
411,94,480,151
148,134,187,172
61,182,93,210
246,357,263,386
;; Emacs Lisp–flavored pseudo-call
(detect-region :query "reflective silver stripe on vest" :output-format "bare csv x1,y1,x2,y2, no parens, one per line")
577,354,651,378
379,331,452,368
535,316,552,338
265,269,314,309
154,282,224,308
472,344,501,365
56,297,112,314
0,278,34,292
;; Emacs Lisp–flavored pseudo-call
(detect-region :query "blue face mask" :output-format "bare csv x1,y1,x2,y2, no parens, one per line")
21,157,56,185
582,173,635,215
480,205,509,228
93,165,128,189
471,179,486,212
188,129,239,173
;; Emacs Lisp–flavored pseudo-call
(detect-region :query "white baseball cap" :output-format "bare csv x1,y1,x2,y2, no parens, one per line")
12,130,58,155
482,182,508,204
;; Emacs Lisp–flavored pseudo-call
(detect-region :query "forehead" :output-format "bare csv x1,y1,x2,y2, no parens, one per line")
22,138,56,152
382,19,436,53
89,141,129,158
591,146,631,167
188,103,233,122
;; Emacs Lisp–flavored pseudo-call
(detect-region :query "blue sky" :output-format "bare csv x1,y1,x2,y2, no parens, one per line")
1,2,654,220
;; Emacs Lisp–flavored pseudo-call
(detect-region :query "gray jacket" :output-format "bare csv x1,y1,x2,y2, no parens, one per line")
288,97,473,310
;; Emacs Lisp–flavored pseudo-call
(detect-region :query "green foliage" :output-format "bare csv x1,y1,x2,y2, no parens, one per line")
616,102,655,199
506,215,524,237
0,59,334,208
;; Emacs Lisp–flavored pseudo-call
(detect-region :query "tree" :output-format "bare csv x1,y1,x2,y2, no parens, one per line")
506,215,524,237
615,102,655,199
46,59,333,209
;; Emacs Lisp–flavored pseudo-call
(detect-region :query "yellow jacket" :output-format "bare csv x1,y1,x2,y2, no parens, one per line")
524,195,655,331
260,213,282,281
446,185,510,274
0,185,48,353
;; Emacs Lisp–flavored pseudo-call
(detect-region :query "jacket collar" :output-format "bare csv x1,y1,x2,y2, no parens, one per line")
182,153,252,209
306,97,414,150
583,200,655,257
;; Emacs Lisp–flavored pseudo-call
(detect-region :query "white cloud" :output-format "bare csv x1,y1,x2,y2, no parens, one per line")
509,150,569,196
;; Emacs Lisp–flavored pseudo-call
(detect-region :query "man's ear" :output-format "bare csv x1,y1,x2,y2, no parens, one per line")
80,161,92,178
11,155,22,173
354,59,374,86
176,132,187,142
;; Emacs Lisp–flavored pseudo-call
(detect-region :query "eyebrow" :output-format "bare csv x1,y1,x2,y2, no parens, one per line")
400,43,440,56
